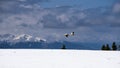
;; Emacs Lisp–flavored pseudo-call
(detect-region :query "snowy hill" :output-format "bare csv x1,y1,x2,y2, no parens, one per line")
0,49,119,68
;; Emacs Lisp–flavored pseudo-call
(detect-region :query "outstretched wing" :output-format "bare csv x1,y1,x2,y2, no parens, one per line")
64,33,69,37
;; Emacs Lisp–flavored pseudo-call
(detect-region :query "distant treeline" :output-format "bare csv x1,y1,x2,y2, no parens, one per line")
0,41,44,49
0,40,120,50
101,42,120,51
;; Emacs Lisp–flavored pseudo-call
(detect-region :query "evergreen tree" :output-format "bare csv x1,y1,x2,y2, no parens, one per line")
106,44,111,50
112,42,117,50
101,45,106,50
61,44,66,49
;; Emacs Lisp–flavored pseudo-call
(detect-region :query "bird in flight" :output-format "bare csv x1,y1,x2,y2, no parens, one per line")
64,32,75,37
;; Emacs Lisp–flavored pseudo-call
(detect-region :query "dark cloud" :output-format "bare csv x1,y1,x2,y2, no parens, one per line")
41,14,67,29
0,0,120,42
0,0,20,14
1,3,120,28
36,6,120,29
0,0,51,14
20,23,28,27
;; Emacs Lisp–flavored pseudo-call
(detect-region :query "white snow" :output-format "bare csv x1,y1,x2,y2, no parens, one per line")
0,49,120,68
35,37,46,42
13,34,32,41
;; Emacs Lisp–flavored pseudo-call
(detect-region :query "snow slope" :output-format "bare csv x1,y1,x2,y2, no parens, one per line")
0,49,120,68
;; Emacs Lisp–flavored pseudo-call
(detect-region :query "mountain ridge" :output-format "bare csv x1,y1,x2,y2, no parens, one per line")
0,34,46,42
0,34,101,50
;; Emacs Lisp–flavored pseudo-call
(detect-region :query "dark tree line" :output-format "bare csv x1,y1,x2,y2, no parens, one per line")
0,41,44,49
101,42,119,51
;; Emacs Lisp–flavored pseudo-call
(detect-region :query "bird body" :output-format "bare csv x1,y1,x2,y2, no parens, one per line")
71,32,74,36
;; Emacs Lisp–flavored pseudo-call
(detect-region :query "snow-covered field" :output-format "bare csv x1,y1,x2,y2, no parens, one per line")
0,49,120,68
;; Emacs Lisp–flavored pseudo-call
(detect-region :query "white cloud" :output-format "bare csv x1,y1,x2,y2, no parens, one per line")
57,14,70,23
19,0,27,2
20,4,41,9
77,12,86,19
20,4,33,9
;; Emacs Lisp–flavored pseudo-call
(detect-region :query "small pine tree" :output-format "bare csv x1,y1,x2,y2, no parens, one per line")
112,42,117,50
106,44,111,50
101,45,106,50
61,44,66,49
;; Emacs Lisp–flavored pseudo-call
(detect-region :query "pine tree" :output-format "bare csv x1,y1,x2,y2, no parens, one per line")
61,44,66,49
106,44,111,50
112,42,117,50
101,45,106,50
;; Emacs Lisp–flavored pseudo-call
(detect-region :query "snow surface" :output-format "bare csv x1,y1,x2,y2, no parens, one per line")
0,49,120,68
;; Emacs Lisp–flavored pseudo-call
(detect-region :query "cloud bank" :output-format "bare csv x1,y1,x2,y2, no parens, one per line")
0,0,120,43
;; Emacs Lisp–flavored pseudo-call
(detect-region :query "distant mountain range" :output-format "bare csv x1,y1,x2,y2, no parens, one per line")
0,34,102,50
0,34,46,42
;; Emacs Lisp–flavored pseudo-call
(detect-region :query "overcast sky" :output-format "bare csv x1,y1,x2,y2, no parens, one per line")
0,0,120,43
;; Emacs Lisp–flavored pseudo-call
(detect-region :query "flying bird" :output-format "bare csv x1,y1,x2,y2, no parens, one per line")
64,33,69,37
71,32,74,36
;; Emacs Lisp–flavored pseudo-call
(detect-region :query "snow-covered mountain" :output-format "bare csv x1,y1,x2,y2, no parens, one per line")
0,34,46,42
0,34,103,50
0,34,101,49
